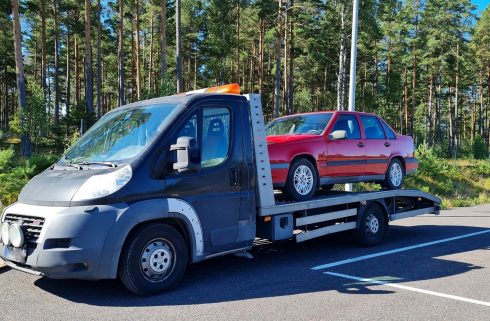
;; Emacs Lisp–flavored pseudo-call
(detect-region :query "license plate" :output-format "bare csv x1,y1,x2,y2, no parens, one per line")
2,246,27,264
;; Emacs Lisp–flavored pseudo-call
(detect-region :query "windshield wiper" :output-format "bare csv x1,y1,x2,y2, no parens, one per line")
73,161,118,168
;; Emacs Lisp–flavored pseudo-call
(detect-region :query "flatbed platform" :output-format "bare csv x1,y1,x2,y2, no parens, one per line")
259,189,442,216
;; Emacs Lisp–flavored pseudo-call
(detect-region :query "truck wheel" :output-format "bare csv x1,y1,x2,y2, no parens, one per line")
118,223,188,296
284,158,318,201
355,203,387,246
382,158,404,190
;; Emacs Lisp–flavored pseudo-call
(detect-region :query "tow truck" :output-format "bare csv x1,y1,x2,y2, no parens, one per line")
0,84,441,295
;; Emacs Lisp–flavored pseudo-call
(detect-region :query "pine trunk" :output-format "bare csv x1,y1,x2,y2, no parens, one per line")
66,27,71,118
288,0,294,115
118,0,125,106
273,0,283,118
40,0,47,95
175,0,182,93
11,0,31,157
160,0,167,82
96,0,102,117
134,0,141,100
85,0,93,115
53,0,60,129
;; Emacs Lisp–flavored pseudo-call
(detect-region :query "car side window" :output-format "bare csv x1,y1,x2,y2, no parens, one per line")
360,115,386,139
331,114,361,139
380,119,396,139
201,107,231,168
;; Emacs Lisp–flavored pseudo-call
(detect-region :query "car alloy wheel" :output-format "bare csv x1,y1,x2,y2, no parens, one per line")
389,162,403,187
293,165,314,195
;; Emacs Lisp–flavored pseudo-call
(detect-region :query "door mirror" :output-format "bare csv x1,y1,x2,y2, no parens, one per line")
329,130,347,141
170,136,201,173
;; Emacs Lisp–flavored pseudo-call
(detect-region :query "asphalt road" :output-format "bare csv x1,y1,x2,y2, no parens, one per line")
0,204,489,321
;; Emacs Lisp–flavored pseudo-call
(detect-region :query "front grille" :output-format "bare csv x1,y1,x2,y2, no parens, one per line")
3,214,45,243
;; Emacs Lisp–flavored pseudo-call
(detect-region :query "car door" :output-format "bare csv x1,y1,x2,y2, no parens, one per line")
359,115,391,176
326,113,365,177
163,97,246,254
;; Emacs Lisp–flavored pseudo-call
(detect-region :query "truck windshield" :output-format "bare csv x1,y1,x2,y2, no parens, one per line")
266,113,333,136
63,103,180,164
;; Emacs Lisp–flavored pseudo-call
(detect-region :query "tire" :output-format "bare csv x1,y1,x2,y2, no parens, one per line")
355,203,387,247
382,158,404,190
118,223,188,296
283,158,318,201
321,184,334,191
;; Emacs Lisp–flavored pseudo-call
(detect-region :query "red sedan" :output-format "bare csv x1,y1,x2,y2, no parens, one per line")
265,111,418,201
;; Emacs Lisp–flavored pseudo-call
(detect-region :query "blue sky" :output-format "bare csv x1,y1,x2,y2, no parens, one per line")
474,0,489,14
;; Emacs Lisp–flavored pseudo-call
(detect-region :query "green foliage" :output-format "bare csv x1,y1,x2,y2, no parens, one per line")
472,135,488,160
0,150,58,210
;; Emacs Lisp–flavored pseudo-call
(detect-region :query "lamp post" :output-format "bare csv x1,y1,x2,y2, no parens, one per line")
345,0,359,192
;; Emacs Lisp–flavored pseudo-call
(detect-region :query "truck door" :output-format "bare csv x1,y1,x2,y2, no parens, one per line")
164,97,248,254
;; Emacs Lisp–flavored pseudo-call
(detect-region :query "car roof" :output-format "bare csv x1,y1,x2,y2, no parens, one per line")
273,110,379,119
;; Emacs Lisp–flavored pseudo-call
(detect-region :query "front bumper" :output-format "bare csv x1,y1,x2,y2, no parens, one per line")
0,202,127,280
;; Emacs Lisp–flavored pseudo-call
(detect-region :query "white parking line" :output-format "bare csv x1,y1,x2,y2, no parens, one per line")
325,271,490,307
311,229,490,270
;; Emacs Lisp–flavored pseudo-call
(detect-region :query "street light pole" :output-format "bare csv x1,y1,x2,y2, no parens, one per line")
345,0,359,192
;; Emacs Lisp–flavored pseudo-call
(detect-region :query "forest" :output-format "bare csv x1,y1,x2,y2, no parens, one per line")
0,0,489,209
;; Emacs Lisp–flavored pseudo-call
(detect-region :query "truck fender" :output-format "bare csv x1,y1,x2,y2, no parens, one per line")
355,200,389,229
99,198,204,279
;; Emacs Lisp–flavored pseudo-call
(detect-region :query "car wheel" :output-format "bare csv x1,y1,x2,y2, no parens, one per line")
283,158,318,201
119,223,188,296
382,158,404,189
355,203,387,246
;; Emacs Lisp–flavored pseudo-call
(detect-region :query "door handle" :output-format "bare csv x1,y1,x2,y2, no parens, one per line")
357,142,365,148
384,142,391,147
230,167,240,186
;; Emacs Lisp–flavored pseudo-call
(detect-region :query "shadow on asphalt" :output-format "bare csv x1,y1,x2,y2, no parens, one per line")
33,225,489,306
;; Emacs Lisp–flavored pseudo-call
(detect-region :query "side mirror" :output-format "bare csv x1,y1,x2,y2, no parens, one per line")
170,136,201,173
329,130,347,141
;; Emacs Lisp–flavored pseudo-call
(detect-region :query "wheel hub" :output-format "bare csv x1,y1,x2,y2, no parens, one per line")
140,240,174,281
390,163,402,187
293,165,314,195
366,213,379,234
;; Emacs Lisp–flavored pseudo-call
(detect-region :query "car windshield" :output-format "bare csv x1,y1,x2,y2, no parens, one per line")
63,103,180,164
266,113,333,136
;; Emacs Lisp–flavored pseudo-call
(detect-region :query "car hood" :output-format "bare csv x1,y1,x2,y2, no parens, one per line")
267,134,322,145
18,168,113,206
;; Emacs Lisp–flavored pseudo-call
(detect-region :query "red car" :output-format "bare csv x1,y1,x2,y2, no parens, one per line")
265,111,418,201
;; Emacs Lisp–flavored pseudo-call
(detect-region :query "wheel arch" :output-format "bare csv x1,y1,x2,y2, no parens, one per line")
356,200,390,229
389,155,406,173
290,153,320,180
99,198,204,279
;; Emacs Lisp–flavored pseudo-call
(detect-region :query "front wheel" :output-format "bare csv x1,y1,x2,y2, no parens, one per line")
118,223,188,295
283,158,318,201
382,158,404,189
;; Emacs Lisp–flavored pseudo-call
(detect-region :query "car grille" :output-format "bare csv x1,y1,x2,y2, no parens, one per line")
3,214,45,243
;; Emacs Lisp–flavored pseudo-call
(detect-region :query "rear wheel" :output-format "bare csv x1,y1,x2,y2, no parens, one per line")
355,203,387,247
118,223,188,295
283,158,318,201
382,158,404,189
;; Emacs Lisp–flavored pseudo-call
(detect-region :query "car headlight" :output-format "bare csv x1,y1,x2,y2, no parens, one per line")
72,165,132,201
1,222,10,245
9,224,24,248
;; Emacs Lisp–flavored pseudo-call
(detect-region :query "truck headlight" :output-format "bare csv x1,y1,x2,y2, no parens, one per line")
1,222,10,245
9,224,24,248
72,165,132,201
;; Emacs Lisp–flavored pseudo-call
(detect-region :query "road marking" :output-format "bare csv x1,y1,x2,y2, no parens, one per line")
325,271,490,307
312,229,490,270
